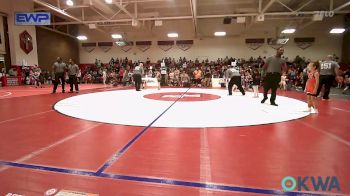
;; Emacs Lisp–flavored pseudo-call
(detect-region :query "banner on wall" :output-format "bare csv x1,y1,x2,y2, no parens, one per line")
15,12,51,26
245,38,265,50
98,42,113,52
267,38,289,49
294,37,315,50
176,40,194,51
136,41,152,52
158,41,174,51
115,41,133,52
81,42,97,53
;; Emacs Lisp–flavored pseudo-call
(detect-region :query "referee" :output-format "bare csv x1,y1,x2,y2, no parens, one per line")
133,62,144,91
226,62,245,96
261,48,287,106
52,57,67,93
67,59,79,93
316,55,340,100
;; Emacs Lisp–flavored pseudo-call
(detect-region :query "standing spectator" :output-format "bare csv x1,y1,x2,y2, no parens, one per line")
67,59,79,93
252,69,260,98
119,67,125,84
193,67,203,87
52,57,67,93
174,68,180,86
203,68,211,87
102,69,107,85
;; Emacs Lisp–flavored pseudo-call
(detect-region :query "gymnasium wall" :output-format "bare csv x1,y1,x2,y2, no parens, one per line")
0,16,5,54
78,16,343,64
36,27,80,71
342,14,350,64
0,0,39,67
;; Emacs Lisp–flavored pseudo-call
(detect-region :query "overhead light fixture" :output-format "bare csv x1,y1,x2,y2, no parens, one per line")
167,33,178,38
66,0,74,6
111,34,122,39
214,32,226,36
105,0,113,4
281,28,296,34
77,35,87,40
330,28,345,34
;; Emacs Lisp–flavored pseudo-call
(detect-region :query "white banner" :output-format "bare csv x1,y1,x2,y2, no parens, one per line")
211,78,226,88
142,77,159,87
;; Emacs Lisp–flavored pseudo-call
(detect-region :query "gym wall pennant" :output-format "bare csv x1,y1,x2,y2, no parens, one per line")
115,41,133,52
267,38,289,49
98,42,113,52
245,38,264,50
176,40,194,51
294,37,315,50
136,41,152,52
158,41,174,51
81,42,96,53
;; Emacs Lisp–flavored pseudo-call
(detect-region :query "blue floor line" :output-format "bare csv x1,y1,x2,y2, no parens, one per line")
0,88,335,196
0,160,329,196
95,88,191,175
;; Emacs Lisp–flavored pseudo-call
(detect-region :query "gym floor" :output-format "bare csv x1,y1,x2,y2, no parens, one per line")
0,84,349,195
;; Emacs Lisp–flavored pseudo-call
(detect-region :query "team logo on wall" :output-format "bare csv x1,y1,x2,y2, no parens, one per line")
158,41,174,51
115,41,133,52
294,37,315,50
136,41,152,52
176,40,194,51
267,38,289,49
245,38,264,50
81,42,96,53
98,42,113,52
19,30,33,54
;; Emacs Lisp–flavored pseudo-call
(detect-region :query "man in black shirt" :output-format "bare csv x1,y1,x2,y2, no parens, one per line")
261,48,287,106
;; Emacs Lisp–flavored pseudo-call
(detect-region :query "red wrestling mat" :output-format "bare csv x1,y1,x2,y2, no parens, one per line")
0,86,349,195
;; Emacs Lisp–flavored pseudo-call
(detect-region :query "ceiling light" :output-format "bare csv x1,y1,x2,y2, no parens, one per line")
214,32,226,36
167,33,178,38
111,34,122,39
330,28,345,34
77,35,87,40
281,28,296,34
105,0,113,4
66,0,74,6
